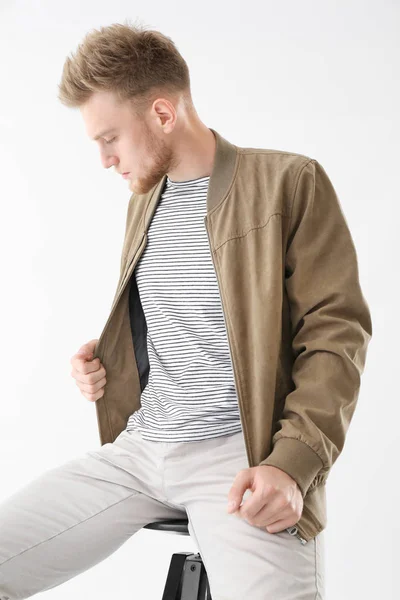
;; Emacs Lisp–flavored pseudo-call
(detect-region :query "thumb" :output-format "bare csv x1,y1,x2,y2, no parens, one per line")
76,346,93,359
76,339,98,359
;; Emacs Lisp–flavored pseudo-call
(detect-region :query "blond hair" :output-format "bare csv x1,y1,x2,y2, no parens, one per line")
57,19,194,117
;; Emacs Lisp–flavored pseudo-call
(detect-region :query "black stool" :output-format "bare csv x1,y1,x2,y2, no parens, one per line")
143,518,212,599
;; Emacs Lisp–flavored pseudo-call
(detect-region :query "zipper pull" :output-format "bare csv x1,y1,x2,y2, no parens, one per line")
286,526,308,545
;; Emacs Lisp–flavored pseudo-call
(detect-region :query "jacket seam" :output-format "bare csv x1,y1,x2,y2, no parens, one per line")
238,148,314,161
214,212,288,252
287,159,315,240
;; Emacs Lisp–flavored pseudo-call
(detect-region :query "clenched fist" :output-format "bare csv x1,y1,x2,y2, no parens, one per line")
70,339,106,402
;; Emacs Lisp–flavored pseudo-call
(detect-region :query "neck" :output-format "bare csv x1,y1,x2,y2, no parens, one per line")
166,121,216,182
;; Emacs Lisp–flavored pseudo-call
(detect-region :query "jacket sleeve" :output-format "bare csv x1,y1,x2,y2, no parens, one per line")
259,158,373,498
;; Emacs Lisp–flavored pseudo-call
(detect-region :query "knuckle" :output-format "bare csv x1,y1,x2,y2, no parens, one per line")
278,500,289,513
262,482,273,495
278,496,289,509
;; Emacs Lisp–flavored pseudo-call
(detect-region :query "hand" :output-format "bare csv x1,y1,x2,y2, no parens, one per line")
70,339,107,402
226,465,303,534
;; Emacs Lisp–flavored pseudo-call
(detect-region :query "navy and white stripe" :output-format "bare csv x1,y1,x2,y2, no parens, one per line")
126,174,243,442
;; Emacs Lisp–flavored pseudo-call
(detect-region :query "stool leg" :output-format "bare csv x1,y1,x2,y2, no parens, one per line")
179,553,202,599
196,554,212,600
161,552,191,600
161,552,212,600
180,553,212,600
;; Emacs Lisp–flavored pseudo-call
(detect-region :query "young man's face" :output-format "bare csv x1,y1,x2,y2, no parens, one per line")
80,90,179,194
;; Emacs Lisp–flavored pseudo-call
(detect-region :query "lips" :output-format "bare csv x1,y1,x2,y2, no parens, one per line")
122,172,130,179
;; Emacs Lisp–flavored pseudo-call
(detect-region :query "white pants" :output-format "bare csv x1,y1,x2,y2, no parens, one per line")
0,428,325,599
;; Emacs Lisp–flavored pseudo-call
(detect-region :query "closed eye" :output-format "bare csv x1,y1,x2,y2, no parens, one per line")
105,137,116,144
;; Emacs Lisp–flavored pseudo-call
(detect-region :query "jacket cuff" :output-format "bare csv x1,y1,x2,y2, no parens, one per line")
258,437,324,498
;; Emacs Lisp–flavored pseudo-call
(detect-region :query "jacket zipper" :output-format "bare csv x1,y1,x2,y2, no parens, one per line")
286,526,308,545
204,217,308,547
204,215,251,467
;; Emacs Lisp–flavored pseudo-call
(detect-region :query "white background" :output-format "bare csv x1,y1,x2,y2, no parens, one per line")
0,1,398,598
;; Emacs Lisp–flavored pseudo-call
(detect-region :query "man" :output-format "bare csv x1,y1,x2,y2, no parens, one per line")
0,21,372,599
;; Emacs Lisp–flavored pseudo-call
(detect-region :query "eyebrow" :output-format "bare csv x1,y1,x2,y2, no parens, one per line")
92,128,117,141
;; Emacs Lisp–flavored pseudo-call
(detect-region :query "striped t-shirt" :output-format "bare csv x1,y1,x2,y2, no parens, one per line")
125,174,243,442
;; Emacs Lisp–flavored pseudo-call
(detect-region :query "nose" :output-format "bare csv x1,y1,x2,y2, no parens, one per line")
103,158,119,170
100,150,119,170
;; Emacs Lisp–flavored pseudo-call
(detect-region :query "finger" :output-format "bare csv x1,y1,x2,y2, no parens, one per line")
72,339,99,362
72,357,102,375
265,518,295,534
227,471,253,512
237,491,266,521
253,503,292,528
76,376,107,394
239,489,274,520
81,387,105,403
239,488,291,525
71,364,106,384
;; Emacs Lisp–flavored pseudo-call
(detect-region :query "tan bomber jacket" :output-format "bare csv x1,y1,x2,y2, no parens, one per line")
92,127,373,543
